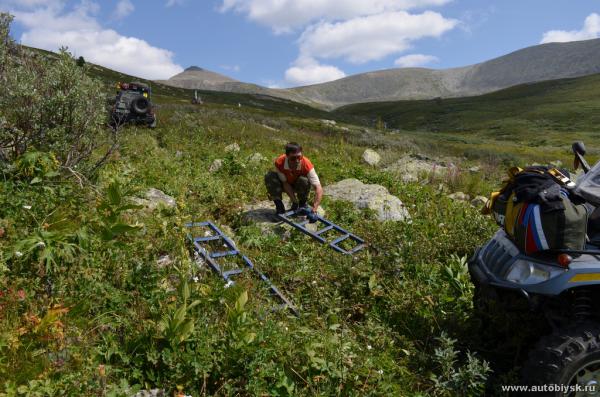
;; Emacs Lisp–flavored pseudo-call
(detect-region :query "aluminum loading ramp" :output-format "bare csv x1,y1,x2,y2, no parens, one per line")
277,210,365,255
185,221,298,316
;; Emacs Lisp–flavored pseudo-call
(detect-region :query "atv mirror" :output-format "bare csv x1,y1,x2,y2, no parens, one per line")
573,141,586,156
572,141,591,173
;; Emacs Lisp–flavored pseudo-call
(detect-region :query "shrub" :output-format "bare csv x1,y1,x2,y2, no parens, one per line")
0,12,110,174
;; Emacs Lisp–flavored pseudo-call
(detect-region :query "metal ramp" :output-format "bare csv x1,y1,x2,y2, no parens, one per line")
185,221,298,316
277,210,365,255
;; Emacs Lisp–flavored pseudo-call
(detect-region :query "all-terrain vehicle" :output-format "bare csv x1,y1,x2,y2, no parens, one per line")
469,142,600,394
109,81,156,128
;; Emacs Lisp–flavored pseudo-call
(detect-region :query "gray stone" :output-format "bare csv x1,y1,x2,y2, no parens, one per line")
134,188,176,210
468,166,480,173
225,143,240,153
209,159,223,173
247,152,267,165
156,255,172,269
175,150,183,158
361,149,381,166
471,195,489,208
384,154,453,183
324,179,410,222
448,192,470,201
133,389,165,397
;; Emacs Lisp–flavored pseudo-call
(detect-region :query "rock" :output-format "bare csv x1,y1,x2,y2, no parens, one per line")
156,255,172,269
247,152,267,165
321,119,336,126
134,188,176,210
209,159,223,173
384,154,453,183
471,195,489,208
175,150,183,158
324,179,410,222
225,143,240,153
133,389,165,397
468,166,480,173
361,149,381,166
448,192,470,201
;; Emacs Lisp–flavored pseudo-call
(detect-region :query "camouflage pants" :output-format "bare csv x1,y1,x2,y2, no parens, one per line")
264,171,310,202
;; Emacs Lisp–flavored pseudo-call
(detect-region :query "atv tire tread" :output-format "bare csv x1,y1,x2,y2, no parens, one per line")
521,322,600,394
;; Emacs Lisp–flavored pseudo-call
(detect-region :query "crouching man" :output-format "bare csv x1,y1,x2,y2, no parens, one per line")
264,142,323,215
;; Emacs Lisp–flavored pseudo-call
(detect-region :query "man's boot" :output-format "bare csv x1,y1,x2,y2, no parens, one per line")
274,199,285,214
299,200,308,209
291,202,299,212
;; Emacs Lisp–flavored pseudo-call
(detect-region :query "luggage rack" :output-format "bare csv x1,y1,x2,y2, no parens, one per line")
185,221,298,316
277,210,365,255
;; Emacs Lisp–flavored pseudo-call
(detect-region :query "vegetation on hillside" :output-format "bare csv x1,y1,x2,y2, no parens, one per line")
3,12,600,396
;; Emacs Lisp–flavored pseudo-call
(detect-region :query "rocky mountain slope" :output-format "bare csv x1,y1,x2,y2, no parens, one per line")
159,38,600,109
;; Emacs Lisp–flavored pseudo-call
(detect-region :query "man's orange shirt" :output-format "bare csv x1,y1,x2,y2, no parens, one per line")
274,154,314,184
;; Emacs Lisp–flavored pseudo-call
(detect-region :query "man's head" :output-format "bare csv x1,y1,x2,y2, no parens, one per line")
285,142,303,167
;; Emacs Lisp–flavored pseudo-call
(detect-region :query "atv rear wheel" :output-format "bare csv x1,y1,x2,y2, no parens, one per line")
522,322,600,396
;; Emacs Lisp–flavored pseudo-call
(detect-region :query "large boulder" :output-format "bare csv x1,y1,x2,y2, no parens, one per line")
384,154,454,183
324,179,410,222
361,149,381,166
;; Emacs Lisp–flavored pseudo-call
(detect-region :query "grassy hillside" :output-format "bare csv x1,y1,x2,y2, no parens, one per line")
5,45,600,396
335,73,600,135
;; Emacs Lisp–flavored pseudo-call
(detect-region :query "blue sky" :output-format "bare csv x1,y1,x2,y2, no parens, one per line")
2,0,600,87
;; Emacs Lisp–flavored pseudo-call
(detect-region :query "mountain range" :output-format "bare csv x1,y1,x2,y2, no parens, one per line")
157,38,600,109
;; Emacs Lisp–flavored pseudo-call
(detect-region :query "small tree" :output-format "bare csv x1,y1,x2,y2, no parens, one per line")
76,55,85,67
0,12,113,175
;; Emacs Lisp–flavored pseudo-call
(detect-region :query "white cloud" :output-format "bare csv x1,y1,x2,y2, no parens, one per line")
220,0,452,33
9,0,183,79
113,0,134,19
299,11,456,64
284,56,346,86
394,53,438,67
541,13,600,43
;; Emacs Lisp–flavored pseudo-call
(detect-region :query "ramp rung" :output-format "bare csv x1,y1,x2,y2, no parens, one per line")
330,234,350,246
315,225,334,235
349,244,365,254
211,249,238,258
223,269,243,278
194,235,221,242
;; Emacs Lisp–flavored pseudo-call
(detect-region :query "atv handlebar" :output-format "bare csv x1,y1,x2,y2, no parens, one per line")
573,141,591,173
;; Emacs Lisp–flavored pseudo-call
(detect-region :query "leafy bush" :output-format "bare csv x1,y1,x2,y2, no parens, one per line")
0,12,109,174
429,333,490,397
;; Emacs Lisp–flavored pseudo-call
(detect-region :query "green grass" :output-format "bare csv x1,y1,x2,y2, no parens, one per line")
4,46,600,396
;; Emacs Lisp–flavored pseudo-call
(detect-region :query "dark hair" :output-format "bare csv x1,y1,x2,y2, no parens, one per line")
285,142,302,155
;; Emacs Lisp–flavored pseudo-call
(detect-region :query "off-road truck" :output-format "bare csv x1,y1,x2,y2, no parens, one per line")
109,81,156,128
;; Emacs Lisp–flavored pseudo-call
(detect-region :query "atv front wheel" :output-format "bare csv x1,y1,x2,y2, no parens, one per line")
522,322,600,396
